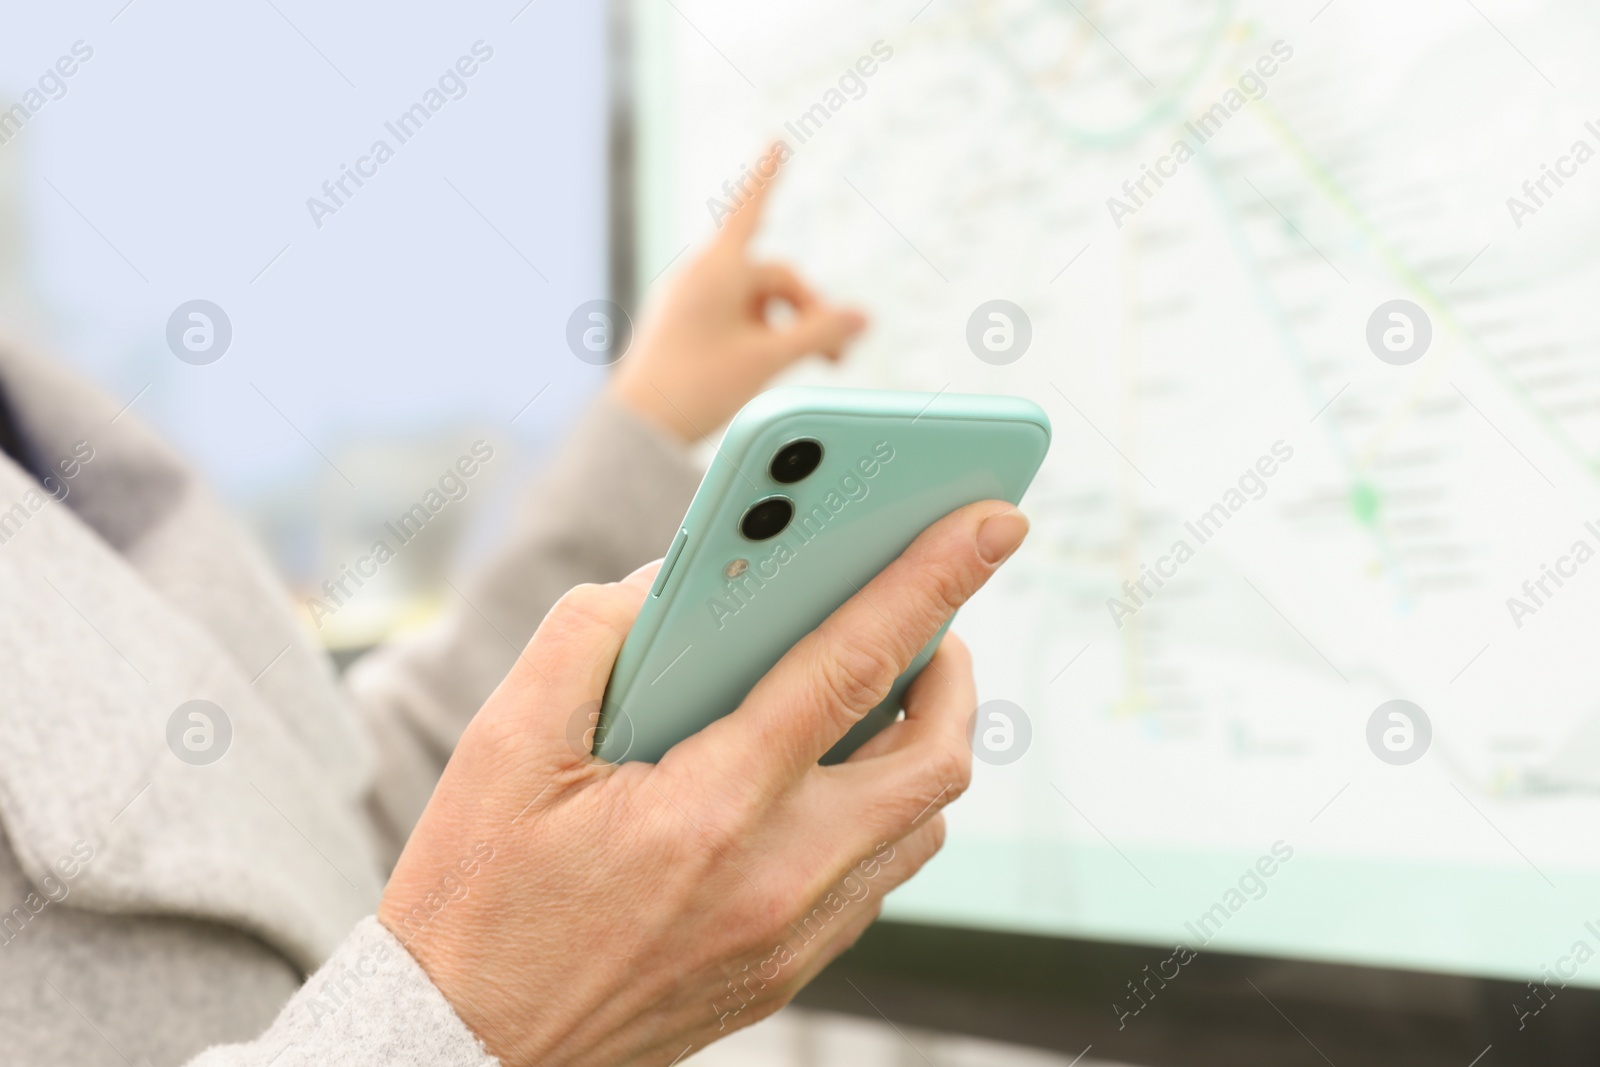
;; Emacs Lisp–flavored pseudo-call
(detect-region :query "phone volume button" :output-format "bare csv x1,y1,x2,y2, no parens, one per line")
650,528,689,598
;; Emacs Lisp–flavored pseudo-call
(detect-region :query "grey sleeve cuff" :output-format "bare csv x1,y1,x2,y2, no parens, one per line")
545,390,706,565
186,917,498,1066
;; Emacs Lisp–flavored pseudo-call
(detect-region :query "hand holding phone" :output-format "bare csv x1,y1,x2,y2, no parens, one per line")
596,386,1051,764
382,499,1025,1063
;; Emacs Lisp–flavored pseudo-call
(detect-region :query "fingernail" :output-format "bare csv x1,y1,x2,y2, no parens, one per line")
842,309,867,333
977,508,1029,564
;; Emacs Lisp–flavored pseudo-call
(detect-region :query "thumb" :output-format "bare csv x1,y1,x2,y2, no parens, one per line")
769,303,868,363
473,576,652,767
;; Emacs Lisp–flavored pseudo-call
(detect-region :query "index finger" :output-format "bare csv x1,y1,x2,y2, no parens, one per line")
714,141,788,248
689,500,1029,787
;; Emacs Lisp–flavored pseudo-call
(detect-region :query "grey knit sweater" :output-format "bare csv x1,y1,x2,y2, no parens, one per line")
0,340,701,1065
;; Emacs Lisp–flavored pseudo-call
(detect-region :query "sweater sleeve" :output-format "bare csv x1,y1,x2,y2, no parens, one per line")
185,917,497,1066
343,393,703,866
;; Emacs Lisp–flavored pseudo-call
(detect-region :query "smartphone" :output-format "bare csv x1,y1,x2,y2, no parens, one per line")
594,386,1051,764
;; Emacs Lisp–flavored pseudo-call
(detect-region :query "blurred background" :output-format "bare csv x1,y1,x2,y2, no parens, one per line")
0,1,612,651
9,0,1600,1063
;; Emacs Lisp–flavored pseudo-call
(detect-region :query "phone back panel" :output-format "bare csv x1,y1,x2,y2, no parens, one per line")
596,387,1051,764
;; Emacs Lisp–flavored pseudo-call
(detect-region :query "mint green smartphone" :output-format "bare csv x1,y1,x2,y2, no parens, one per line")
594,386,1051,764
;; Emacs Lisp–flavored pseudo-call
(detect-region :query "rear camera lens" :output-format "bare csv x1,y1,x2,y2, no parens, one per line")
770,439,824,484
740,496,794,541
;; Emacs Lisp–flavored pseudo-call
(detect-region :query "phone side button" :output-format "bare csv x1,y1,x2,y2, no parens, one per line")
650,528,689,598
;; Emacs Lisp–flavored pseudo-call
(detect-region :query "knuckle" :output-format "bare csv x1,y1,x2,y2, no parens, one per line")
939,739,974,795
818,638,898,717
926,812,948,856
669,786,750,862
699,816,749,866
755,885,803,944
893,821,946,879
920,554,977,624
722,876,803,956
883,742,970,841
920,742,971,810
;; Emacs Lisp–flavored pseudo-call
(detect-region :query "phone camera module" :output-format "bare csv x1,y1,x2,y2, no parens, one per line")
770,439,823,484
740,496,794,541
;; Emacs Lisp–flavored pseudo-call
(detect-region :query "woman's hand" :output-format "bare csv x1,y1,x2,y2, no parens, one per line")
377,500,1030,1065
609,146,867,442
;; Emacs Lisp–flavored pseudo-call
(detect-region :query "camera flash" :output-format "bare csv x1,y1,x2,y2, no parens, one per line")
725,559,749,579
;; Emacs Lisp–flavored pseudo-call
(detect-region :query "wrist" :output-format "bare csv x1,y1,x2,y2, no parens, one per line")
606,373,702,443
